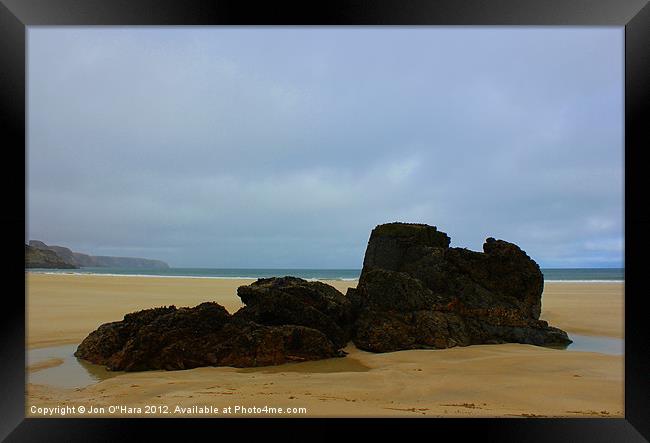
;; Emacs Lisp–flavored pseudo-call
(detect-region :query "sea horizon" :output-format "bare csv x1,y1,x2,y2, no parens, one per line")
26,267,625,282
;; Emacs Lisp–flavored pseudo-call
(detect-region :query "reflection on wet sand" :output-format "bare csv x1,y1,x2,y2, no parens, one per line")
27,345,122,388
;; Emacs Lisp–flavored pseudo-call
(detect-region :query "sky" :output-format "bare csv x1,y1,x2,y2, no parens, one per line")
27,27,624,268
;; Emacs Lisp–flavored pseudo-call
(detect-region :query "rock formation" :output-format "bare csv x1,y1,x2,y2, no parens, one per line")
347,222,571,352
234,276,354,348
74,278,349,371
75,222,571,371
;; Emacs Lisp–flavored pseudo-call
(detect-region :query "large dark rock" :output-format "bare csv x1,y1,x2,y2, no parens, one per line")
348,222,571,352
234,276,354,348
75,222,571,371
75,301,344,371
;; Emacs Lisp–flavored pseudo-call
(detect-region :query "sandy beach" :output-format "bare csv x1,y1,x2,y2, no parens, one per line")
25,273,624,418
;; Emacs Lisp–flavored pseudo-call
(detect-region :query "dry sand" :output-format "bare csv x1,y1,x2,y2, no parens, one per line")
25,273,624,418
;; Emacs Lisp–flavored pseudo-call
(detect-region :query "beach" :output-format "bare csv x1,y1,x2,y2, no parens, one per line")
25,273,624,418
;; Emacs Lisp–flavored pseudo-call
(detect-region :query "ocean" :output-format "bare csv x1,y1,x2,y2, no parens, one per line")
27,267,624,282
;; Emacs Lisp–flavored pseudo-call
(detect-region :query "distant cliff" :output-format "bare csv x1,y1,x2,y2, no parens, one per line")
78,255,169,269
25,245,78,269
26,240,169,269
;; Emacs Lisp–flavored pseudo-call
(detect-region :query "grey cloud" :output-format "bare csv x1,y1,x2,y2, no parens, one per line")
27,27,623,267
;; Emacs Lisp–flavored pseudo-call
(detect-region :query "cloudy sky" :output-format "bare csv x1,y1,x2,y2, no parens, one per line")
27,27,623,268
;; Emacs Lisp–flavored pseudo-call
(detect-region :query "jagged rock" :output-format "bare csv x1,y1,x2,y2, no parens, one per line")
73,306,177,367
75,222,571,371
234,276,354,348
348,222,571,352
75,301,343,371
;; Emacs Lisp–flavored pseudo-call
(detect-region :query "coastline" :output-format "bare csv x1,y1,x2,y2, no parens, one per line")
25,273,624,418
25,268,623,284
25,271,361,282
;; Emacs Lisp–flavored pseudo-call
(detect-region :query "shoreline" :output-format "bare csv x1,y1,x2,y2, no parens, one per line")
25,271,360,281
25,269,623,284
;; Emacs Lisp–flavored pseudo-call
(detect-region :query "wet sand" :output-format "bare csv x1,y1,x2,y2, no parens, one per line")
28,358,64,373
25,273,624,418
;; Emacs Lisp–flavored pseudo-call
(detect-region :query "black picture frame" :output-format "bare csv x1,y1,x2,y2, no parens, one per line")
1,0,648,441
